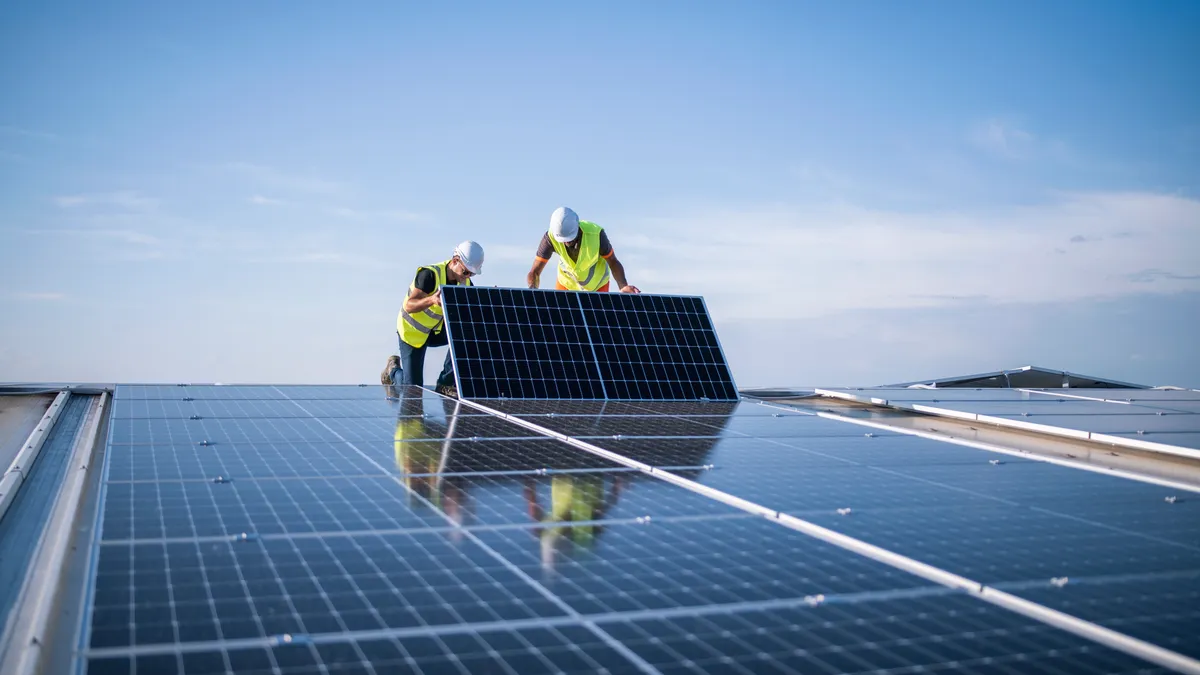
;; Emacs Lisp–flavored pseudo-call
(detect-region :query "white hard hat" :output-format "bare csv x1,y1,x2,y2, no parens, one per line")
453,240,484,275
549,206,580,243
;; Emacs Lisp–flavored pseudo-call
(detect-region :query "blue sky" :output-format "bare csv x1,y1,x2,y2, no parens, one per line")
2,1,1198,388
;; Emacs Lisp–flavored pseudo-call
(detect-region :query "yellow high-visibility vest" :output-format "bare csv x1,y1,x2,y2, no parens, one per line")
550,221,611,291
396,260,472,347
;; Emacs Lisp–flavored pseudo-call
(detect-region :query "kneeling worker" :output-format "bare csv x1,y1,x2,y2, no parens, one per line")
526,206,640,293
383,240,484,395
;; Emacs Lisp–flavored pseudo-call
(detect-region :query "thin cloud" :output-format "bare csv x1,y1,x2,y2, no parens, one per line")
248,194,289,206
1126,269,1200,283
0,125,57,141
54,190,158,211
225,162,348,196
73,229,160,245
483,244,535,263
969,118,1035,159
326,206,426,222
245,251,388,268
621,190,1200,320
7,291,66,301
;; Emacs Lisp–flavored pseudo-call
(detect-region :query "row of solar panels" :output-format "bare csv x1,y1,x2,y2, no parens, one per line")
61,384,1200,674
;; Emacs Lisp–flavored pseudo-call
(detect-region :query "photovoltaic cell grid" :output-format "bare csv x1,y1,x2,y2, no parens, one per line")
73,384,1194,674
441,286,738,401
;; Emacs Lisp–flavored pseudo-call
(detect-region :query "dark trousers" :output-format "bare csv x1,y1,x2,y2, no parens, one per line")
396,330,454,388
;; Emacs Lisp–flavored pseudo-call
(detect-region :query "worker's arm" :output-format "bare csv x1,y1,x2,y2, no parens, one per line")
607,254,640,293
403,287,442,314
527,258,549,289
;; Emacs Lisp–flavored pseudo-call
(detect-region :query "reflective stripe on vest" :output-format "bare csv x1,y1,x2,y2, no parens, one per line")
397,260,472,347
550,220,609,291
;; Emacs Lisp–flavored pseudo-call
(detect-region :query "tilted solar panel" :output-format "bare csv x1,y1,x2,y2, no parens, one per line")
441,287,738,401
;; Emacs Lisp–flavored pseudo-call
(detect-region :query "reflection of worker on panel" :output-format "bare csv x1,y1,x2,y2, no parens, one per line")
523,472,626,570
392,386,469,528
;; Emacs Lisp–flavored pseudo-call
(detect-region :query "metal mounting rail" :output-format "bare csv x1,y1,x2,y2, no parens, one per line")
0,391,70,524
0,392,109,675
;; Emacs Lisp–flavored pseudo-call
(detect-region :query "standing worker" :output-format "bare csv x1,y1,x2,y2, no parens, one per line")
382,240,485,396
526,207,640,293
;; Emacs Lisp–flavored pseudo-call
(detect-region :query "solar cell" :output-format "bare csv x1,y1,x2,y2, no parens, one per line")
441,286,738,401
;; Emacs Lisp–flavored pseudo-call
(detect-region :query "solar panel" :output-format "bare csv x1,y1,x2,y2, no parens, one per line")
68,384,1200,674
441,286,738,401
818,386,1200,456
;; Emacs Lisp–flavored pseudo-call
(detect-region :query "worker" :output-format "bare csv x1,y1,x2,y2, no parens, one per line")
526,207,640,293
382,240,484,395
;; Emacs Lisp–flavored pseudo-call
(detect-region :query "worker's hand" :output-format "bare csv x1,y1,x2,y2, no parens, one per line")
620,285,641,294
430,288,443,306
528,274,540,289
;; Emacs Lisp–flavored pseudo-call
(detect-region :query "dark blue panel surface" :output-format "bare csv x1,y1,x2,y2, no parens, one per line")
801,502,1200,584
442,286,738,401
87,624,650,675
393,471,741,530
115,385,391,400
1013,574,1200,661
105,441,390,481
393,438,621,474
476,517,934,615
605,595,1167,674
99,477,447,540
88,532,569,649
578,290,738,401
442,286,607,399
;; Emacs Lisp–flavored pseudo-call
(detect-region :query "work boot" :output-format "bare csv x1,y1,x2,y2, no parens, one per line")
381,355,401,385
